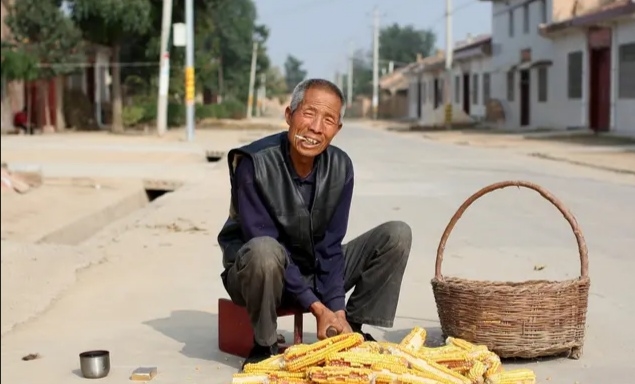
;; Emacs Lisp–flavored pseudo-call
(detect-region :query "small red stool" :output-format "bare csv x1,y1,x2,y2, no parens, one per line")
218,298,306,358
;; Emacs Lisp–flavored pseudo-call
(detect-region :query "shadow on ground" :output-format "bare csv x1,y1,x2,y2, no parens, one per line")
143,310,241,370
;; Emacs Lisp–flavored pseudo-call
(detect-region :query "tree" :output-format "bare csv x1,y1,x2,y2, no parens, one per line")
70,0,153,133
4,0,85,130
265,66,288,103
283,55,307,92
379,23,436,68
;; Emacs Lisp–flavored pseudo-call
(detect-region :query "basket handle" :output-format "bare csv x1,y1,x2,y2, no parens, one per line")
435,180,589,281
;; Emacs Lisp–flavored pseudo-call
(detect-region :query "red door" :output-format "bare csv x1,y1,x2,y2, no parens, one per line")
588,27,612,132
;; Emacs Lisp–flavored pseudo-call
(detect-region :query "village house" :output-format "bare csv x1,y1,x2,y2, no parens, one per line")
400,34,492,126
377,61,418,120
483,0,635,135
448,34,493,122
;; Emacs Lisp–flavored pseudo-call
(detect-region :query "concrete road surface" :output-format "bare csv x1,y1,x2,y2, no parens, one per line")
1,123,634,383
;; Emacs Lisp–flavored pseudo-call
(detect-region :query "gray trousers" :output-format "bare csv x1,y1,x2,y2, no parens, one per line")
223,220,412,346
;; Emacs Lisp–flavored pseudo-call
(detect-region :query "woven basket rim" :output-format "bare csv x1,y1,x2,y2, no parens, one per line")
434,181,589,283
431,275,590,286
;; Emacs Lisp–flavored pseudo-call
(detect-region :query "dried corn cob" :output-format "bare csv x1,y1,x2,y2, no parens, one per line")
271,380,309,384
284,333,364,372
485,368,536,384
398,373,455,384
446,337,478,352
306,366,376,384
419,344,463,357
383,344,471,384
326,351,409,373
481,352,502,376
375,371,443,384
399,326,427,352
243,354,286,373
231,373,269,384
267,371,306,382
350,341,384,354
465,360,487,383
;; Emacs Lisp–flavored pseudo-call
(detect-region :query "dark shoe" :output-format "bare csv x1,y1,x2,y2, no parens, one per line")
240,342,279,371
348,320,377,342
359,332,376,342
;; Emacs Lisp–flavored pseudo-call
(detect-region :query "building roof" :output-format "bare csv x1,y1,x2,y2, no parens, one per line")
540,0,635,35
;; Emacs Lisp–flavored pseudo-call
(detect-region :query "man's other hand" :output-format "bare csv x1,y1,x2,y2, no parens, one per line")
310,302,343,340
334,310,353,334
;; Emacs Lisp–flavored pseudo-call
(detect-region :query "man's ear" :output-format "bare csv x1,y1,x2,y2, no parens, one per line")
284,107,292,127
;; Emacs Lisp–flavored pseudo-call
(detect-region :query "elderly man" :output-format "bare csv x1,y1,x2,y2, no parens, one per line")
217,78,412,368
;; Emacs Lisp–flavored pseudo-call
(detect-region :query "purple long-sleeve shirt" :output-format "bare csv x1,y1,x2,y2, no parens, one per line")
233,155,354,312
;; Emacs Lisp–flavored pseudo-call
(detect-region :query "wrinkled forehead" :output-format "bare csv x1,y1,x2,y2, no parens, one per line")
301,87,343,115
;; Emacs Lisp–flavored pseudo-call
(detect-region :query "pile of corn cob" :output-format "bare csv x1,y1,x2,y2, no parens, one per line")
232,326,536,384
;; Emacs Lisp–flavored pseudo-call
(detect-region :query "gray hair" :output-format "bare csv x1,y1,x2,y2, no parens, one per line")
289,78,346,122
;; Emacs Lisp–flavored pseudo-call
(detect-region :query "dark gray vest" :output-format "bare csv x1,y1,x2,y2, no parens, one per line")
217,132,351,280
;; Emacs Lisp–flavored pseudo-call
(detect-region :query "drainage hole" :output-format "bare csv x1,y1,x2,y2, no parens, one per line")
145,188,173,202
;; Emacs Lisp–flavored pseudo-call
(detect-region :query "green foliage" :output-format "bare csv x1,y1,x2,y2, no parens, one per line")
70,0,152,46
379,23,436,67
4,0,85,79
283,55,307,92
0,42,39,81
266,66,289,102
347,24,437,97
122,105,146,127
113,0,271,106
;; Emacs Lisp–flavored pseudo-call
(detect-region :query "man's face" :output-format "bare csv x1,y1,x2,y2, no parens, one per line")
285,86,343,159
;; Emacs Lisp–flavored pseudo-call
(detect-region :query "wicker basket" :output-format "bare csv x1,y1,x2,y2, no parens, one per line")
430,180,590,360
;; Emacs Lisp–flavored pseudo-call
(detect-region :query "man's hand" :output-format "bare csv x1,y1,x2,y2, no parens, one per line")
334,310,353,334
310,302,343,340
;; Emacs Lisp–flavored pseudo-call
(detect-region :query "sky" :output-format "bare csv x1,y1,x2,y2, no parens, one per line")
253,0,493,79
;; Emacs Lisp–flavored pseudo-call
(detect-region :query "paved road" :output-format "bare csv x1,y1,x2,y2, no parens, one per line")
1,123,634,383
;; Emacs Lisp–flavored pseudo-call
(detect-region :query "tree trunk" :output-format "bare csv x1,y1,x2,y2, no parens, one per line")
40,80,52,131
54,76,66,131
110,44,124,133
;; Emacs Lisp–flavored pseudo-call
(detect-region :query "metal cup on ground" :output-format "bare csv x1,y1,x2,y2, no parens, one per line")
79,350,110,379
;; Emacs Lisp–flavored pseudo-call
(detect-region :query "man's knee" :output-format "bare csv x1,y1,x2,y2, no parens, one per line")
379,220,412,259
239,236,287,274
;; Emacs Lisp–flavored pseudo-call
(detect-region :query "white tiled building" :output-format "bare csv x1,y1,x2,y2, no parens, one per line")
484,0,635,135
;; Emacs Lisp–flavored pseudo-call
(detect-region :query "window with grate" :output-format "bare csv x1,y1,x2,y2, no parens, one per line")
540,0,547,24
483,73,490,103
568,51,583,99
455,75,460,103
537,66,548,102
618,42,635,99
507,71,515,101
422,81,427,104
472,74,479,105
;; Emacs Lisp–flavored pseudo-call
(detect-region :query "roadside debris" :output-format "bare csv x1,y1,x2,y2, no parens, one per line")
1,163,42,194
21,353,41,361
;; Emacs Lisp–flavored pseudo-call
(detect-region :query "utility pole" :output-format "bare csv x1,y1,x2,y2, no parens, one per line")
347,41,354,107
156,0,173,137
246,41,258,119
372,6,380,120
444,0,453,130
184,0,195,141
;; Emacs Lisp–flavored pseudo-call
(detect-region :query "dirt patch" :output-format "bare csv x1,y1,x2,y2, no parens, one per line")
1,177,181,245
